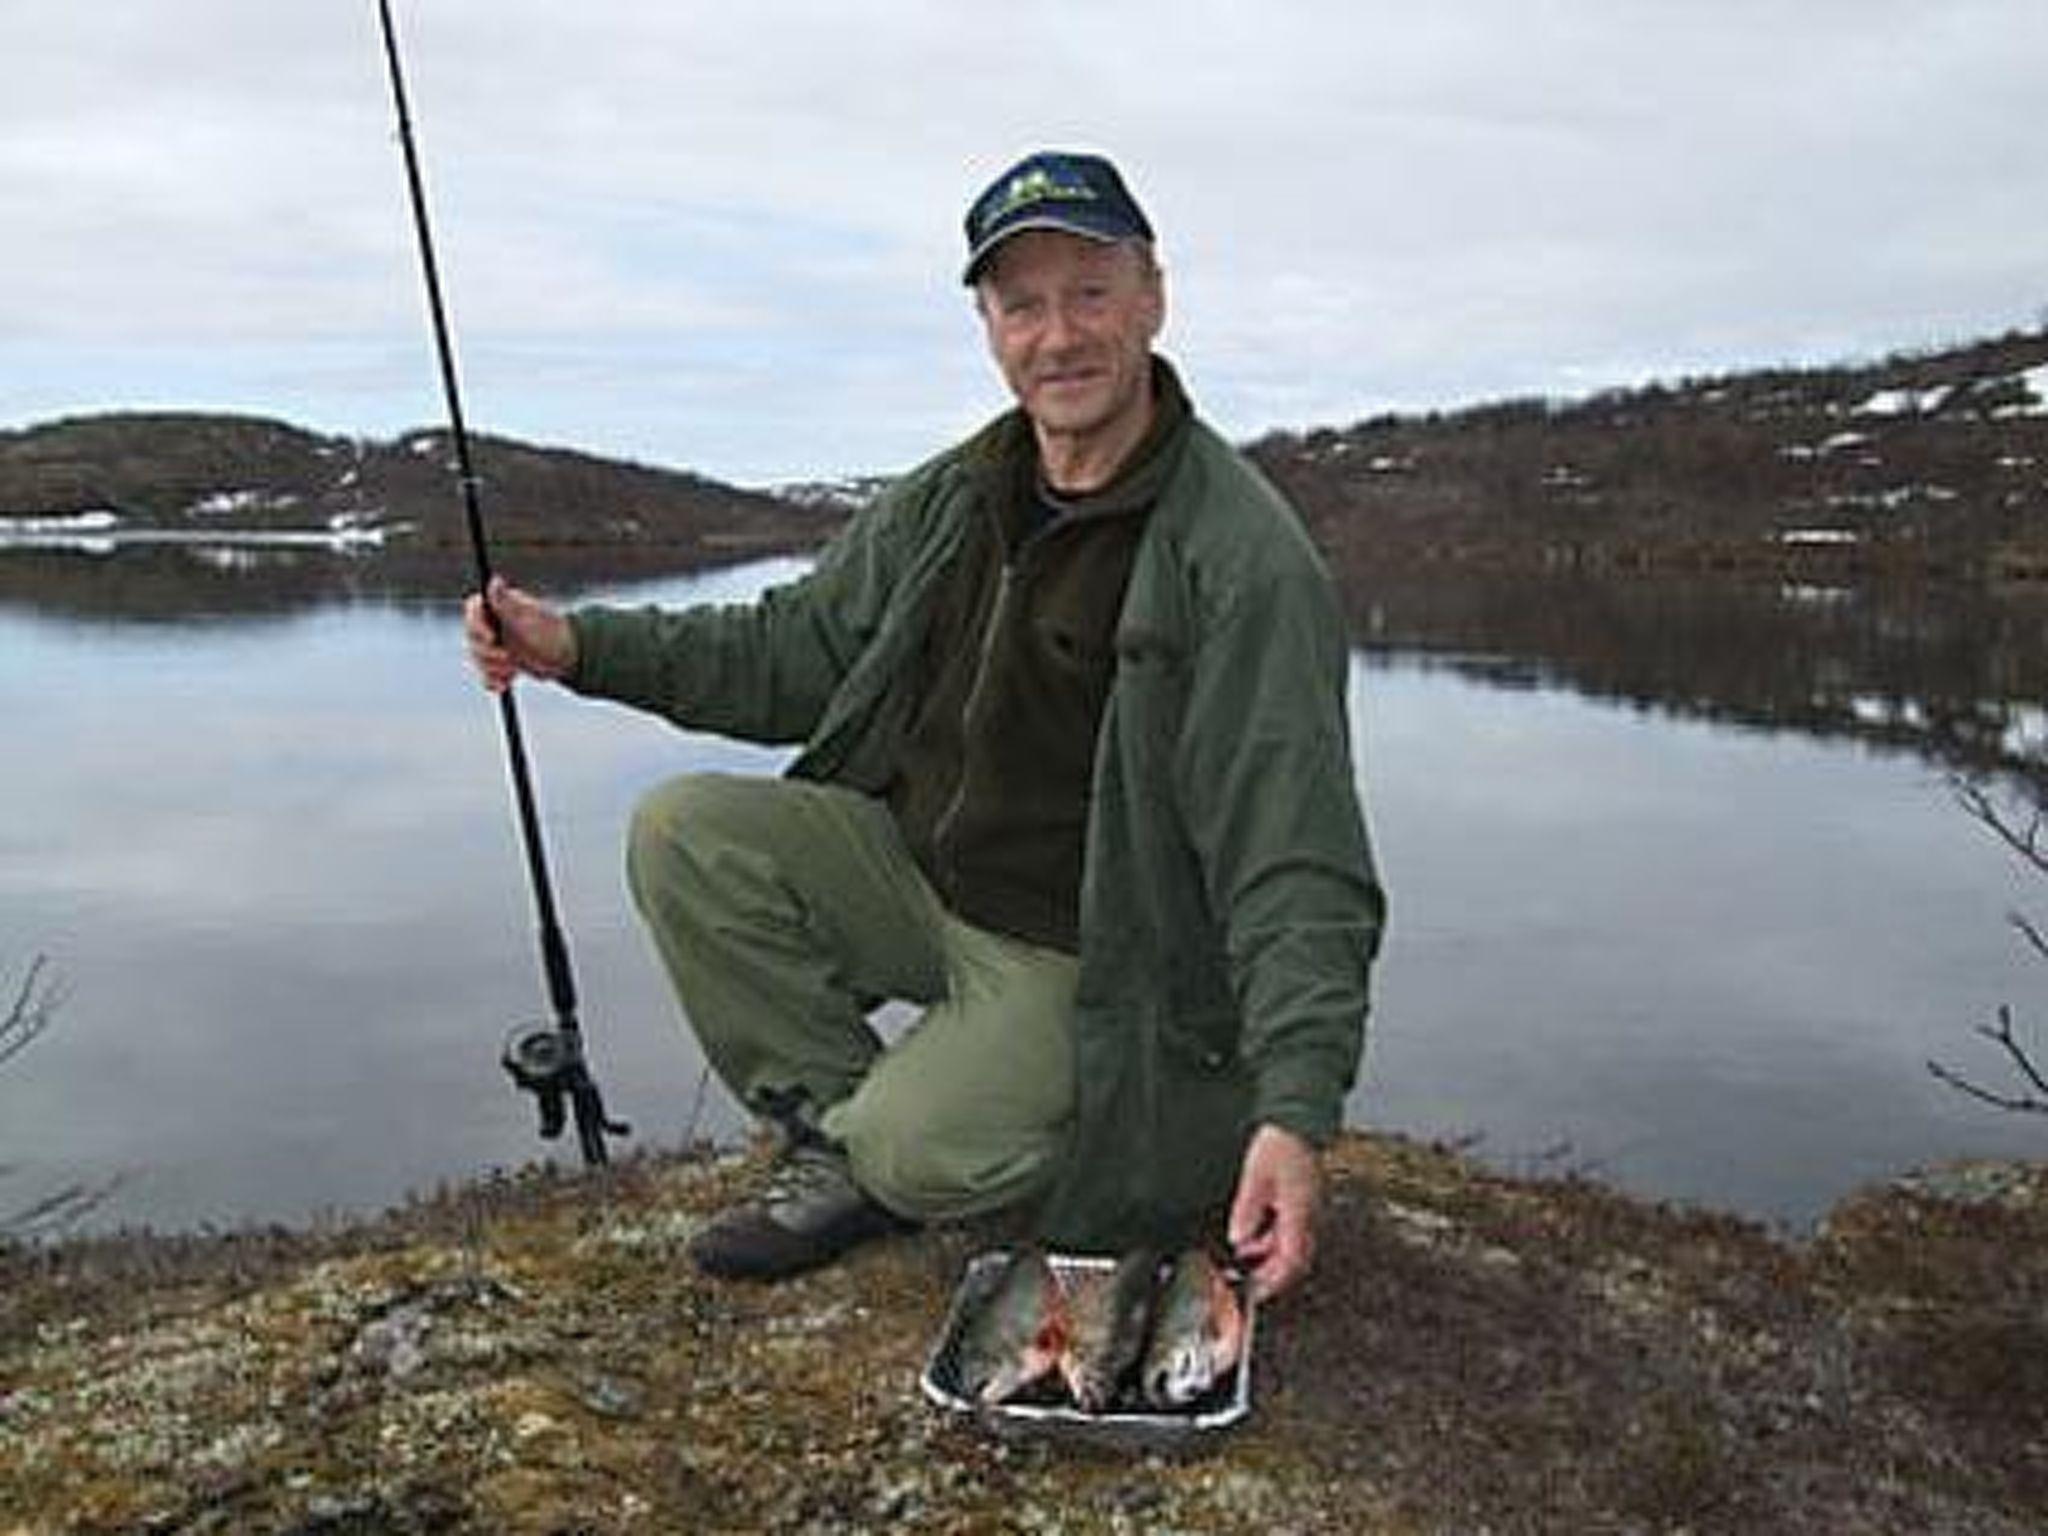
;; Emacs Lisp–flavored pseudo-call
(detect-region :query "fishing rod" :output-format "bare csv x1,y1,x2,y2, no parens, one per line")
376,0,625,1166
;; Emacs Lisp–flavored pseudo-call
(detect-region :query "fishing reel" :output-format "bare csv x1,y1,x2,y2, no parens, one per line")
501,1023,629,1157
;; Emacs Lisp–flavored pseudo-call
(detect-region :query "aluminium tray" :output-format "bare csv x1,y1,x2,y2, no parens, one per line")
919,1249,1255,1453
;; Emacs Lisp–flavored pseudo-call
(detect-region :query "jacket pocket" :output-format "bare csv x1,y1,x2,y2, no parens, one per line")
1160,1005,1240,1076
1104,628,1187,786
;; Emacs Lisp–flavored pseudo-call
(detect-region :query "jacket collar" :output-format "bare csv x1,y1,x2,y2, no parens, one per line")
963,356,1194,529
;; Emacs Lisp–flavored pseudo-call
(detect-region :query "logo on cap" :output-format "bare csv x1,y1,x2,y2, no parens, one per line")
970,164,1102,243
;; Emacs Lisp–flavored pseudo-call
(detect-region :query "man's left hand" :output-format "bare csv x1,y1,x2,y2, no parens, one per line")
1226,1122,1323,1303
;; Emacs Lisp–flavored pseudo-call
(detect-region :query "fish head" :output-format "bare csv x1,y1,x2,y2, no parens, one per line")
956,1250,1068,1405
1143,1335,1219,1408
1057,1250,1159,1412
976,1321,1066,1406
1139,1248,1247,1409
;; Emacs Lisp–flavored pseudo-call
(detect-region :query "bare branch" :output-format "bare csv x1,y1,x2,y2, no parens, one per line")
1,1176,123,1241
2011,911,2048,965
1927,1007,2048,1116
1927,1058,2048,1114
1937,773,2048,1118
1952,774,2048,877
0,955,64,1071
1987,1004,2048,1100
0,954,116,1242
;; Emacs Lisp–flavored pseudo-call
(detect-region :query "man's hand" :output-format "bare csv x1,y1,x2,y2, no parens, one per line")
1227,1123,1323,1303
463,576,577,692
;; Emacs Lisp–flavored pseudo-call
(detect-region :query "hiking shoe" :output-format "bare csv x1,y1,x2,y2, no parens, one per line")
689,1140,913,1281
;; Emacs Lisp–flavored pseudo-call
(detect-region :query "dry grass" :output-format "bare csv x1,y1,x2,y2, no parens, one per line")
3,1133,2046,1534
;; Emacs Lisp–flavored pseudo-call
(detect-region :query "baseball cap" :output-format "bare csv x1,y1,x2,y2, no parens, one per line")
961,150,1155,284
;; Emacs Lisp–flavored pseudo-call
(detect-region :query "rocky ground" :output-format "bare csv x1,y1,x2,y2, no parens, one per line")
4,1132,2047,1535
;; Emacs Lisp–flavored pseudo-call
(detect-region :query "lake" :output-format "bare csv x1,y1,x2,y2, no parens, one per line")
3,545,2045,1237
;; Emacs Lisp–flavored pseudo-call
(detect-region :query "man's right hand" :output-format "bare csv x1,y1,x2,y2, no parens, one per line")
463,575,577,692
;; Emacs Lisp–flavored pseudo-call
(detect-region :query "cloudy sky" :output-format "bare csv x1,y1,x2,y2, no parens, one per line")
4,1,2045,486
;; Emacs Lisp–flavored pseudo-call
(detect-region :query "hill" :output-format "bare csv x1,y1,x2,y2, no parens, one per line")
6,326,2048,588
0,412,836,561
1250,327,2048,581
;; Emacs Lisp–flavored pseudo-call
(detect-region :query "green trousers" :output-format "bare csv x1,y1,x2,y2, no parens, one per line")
625,773,1078,1222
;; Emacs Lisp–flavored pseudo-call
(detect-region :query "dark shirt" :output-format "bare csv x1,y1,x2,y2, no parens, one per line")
887,361,1192,950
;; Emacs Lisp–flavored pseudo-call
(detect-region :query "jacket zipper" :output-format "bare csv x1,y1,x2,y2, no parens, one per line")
932,559,1015,890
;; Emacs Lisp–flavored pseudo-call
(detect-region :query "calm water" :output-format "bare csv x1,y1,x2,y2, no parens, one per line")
2,551,2043,1236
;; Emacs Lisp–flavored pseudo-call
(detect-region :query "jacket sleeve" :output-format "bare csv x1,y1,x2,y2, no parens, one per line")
561,482,923,744
1174,543,1386,1146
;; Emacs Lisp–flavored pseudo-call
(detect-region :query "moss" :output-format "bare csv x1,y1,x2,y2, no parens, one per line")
4,1135,2047,1533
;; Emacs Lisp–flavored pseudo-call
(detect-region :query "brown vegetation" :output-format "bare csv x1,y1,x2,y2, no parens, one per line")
0,412,836,556
1252,327,2048,582
4,1134,2046,1533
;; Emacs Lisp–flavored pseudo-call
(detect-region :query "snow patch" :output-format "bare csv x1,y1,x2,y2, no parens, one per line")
189,489,265,517
1777,528,1861,546
2016,363,2048,414
2004,704,2048,758
1780,582,1853,606
0,524,384,554
189,489,301,517
1853,387,1943,417
0,510,122,535
1825,485,1955,512
1847,695,1928,730
768,476,890,513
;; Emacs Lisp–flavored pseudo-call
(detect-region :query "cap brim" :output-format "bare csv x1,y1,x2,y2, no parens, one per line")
961,215,1127,285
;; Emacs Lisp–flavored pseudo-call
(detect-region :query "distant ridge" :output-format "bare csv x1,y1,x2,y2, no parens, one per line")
1251,326,2048,580
0,412,837,560
7,325,2048,581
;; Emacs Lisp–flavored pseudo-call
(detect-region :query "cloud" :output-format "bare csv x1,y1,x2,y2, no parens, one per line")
3,1,2046,481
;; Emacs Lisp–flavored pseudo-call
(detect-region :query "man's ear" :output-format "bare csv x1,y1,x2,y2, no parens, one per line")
1136,248,1168,339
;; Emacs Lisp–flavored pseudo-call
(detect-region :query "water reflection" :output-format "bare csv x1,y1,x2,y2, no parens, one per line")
1354,662,2042,1225
0,560,800,1235
1,552,2043,1236
0,542,732,627
1353,565,2048,788
11,543,2045,789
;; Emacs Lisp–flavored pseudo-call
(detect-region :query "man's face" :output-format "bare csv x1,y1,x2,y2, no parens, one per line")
976,231,1165,462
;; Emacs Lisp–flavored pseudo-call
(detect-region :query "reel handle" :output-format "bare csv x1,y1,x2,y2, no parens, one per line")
502,1024,630,1154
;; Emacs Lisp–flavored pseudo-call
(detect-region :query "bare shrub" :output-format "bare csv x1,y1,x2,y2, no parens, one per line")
1,953,62,1069
1928,776,2048,1114
2,955,118,1239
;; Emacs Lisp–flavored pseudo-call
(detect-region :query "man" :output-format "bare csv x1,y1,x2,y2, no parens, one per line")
466,150,1385,1302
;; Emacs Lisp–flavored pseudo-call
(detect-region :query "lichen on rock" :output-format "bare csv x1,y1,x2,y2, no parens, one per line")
3,1134,2046,1533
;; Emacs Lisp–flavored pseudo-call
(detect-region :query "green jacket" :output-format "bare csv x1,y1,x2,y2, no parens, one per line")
569,401,1385,1249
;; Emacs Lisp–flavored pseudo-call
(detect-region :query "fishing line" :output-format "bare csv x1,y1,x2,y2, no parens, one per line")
375,0,625,1166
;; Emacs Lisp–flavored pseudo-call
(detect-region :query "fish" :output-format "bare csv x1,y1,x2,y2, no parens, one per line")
954,1248,1068,1405
1056,1248,1160,1412
1139,1247,1247,1409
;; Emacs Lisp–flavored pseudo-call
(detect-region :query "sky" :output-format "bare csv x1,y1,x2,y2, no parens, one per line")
4,1,2046,487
